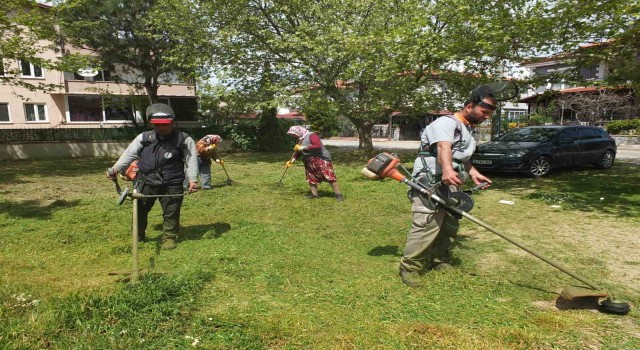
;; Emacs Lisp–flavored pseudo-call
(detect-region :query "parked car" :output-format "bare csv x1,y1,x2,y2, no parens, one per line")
471,126,616,177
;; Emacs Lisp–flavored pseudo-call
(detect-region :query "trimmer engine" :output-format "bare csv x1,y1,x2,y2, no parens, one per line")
365,152,398,176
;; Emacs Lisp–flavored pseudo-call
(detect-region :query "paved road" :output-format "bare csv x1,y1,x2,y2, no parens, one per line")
323,138,640,163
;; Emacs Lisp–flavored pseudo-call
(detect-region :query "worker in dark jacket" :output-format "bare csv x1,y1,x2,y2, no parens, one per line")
107,103,198,250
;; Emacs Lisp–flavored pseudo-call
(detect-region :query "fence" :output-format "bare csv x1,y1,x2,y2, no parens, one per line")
0,126,223,144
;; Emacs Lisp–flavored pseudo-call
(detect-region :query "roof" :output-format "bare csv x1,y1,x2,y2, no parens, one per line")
276,112,306,120
521,41,614,66
519,85,631,103
232,112,306,121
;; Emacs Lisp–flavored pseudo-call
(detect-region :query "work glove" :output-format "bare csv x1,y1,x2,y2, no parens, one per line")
293,144,305,152
208,144,217,151
285,160,294,168
215,159,224,166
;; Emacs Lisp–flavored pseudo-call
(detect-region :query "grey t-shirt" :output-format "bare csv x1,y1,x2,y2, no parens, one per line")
412,116,476,177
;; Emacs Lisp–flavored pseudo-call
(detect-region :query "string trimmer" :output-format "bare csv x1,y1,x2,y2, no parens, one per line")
276,151,297,187
107,168,186,283
361,152,631,315
216,160,234,185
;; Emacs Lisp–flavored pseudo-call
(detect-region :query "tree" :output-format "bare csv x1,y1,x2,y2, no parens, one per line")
526,1,640,92
558,88,635,125
212,0,557,150
256,106,292,151
1,0,89,95
56,0,219,115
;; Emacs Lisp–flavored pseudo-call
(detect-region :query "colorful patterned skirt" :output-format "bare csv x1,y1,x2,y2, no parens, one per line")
304,157,337,184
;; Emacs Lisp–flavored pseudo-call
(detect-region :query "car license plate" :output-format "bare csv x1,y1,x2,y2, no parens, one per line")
472,159,492,165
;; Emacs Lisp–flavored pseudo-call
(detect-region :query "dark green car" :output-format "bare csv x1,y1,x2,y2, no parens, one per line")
471,126,617,177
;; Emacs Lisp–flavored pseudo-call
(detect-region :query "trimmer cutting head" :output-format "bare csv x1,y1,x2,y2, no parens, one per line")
560,286,630,315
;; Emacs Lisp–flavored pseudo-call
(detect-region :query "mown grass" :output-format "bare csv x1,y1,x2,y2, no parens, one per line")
0,149,639,349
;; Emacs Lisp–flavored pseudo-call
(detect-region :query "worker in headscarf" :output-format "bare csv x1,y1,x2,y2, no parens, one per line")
194,134,223,190
286,126,343,201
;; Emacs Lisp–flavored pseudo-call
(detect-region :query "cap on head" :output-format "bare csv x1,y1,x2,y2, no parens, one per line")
146,103,175,124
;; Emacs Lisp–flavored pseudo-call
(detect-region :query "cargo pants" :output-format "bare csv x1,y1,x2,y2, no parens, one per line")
136,182,184,240
400,194,460,273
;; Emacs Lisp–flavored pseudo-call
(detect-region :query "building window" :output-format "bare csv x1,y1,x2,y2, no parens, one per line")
506,110,526,121
104,96,134,121
0,103,10,122
24,103,47,122
20,59,44,78
67,96,103,122
66,95,198,123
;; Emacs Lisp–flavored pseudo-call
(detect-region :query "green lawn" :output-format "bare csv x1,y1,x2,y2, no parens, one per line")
1,149,639,349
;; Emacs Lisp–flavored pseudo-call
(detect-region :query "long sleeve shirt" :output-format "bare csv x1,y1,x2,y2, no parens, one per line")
113,132,199,183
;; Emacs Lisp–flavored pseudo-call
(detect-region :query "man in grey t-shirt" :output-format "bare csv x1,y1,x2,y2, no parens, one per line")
399,94,495,287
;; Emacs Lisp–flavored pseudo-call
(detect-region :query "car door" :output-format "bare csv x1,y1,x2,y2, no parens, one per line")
552,128,580,167
576,127,606,163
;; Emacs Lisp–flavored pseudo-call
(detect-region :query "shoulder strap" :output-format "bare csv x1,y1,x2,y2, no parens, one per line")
444,115,463,145
418,115,463,156
141,130,155,146
176,132,188,149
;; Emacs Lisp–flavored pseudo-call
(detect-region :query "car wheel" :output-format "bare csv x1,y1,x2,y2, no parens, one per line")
594,150,615,169
528,156,552,177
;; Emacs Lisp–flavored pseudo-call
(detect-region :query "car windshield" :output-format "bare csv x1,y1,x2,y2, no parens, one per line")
496,128,559,142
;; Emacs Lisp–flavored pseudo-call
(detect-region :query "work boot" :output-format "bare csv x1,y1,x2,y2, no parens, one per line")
399,269,422,288
161,237,177,250
138,233,146,242
433,262,453,270
335,194,343,202
305,194,318,199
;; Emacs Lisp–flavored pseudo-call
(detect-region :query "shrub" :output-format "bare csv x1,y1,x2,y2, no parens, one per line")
605,119,640,135
526,113,553,126
256,107,296,152
224,121,260,151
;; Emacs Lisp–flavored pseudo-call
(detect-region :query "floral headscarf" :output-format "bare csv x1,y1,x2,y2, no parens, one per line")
200,134,222,145
287,126,311,140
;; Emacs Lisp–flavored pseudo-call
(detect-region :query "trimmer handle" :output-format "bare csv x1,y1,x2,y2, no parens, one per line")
107,167,122,194
468,182,490,193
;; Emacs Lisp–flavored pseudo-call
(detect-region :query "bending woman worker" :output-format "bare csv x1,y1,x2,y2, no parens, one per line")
286,126,343,201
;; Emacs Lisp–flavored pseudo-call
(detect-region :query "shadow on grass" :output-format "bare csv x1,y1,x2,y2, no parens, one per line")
0,199,80,219
150,222,230,241
181,222,231,240
368,245,401,257
481,162,640,219
0,157,114,180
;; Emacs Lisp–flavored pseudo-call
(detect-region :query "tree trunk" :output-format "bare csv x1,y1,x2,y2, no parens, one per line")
352,120,375,151
144,77,159,104
142,78,159,124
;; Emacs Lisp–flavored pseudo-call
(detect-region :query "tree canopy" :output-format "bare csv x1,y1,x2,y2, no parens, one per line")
55,0,219,110
210,0,565,149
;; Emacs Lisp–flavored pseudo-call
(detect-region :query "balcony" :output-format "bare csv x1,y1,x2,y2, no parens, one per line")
63,80,195,97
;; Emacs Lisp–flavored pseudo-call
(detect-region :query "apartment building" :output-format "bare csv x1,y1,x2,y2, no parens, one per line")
518,42,637,123
0,6,198,129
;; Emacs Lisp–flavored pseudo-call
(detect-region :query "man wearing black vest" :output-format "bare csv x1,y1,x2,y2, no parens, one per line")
107,103,198,250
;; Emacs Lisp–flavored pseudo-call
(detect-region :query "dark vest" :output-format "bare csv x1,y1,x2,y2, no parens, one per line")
137,130,187,186
300,133,332,161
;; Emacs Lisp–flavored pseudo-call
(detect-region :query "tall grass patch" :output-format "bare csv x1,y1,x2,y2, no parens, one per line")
0,153,638,349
